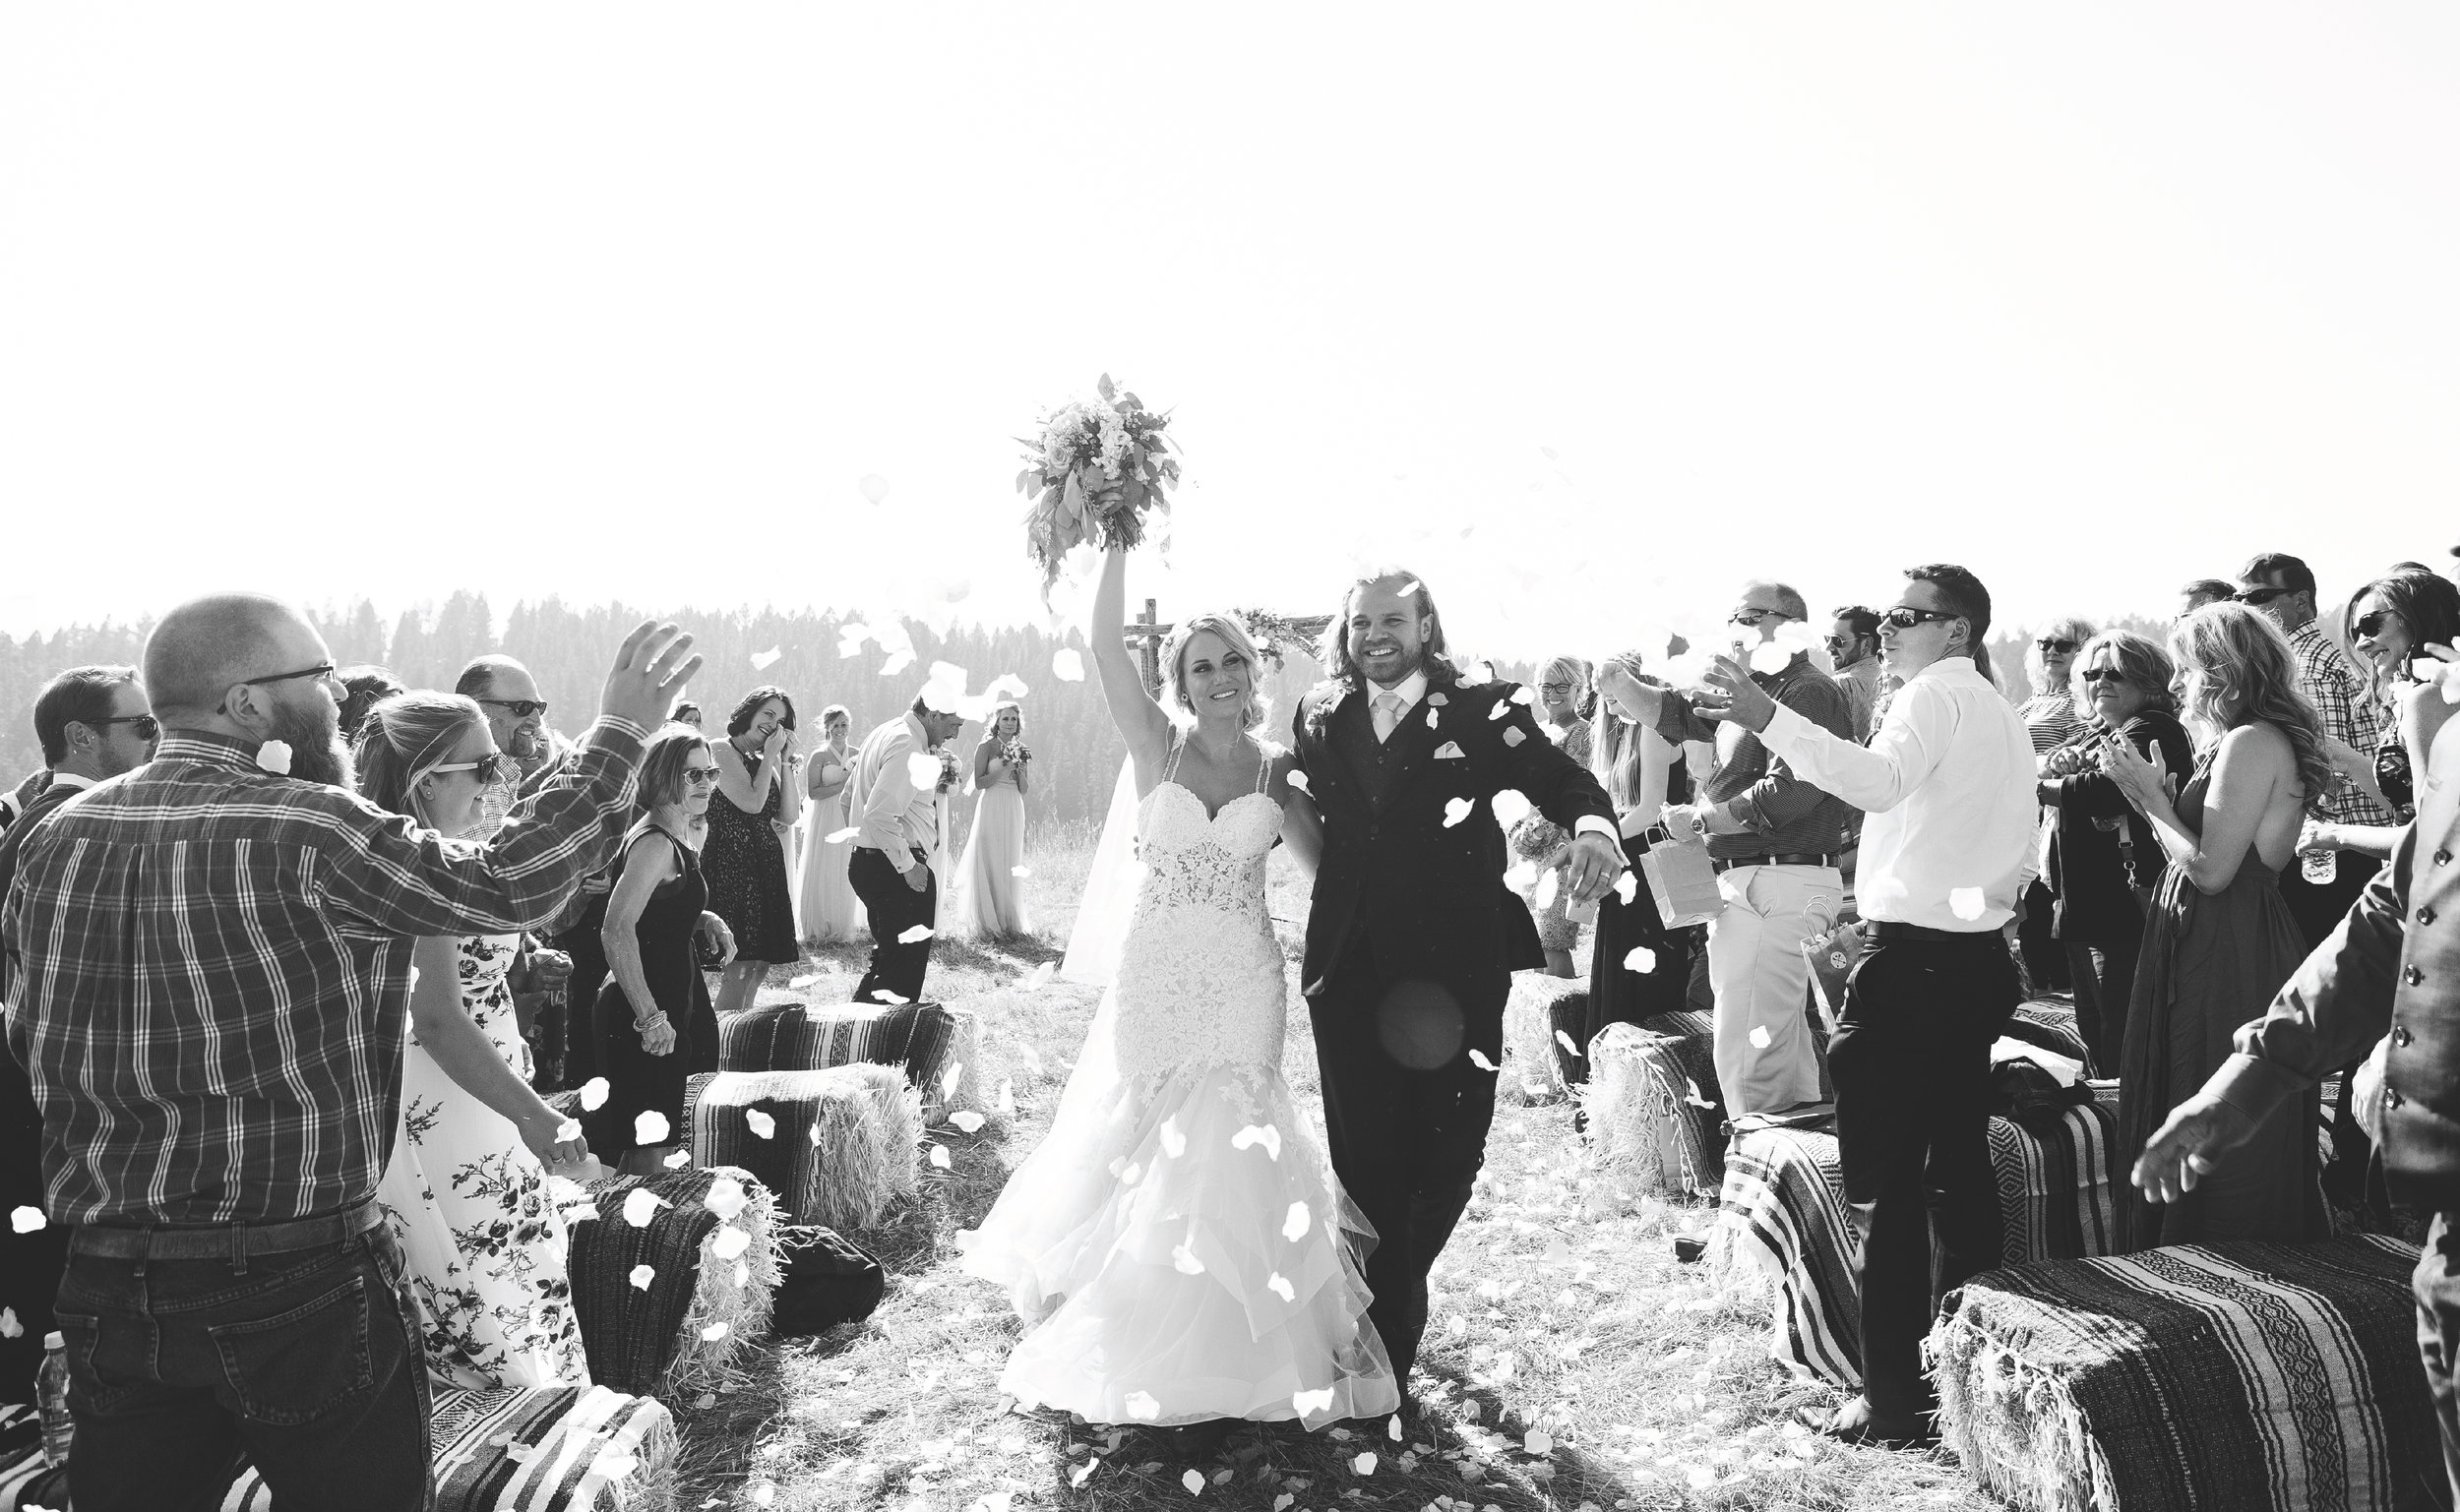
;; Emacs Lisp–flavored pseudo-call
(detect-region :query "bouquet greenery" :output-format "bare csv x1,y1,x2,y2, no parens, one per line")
1017,375,1179,588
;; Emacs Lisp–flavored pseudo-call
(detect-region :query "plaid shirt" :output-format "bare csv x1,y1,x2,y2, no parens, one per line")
2287,620,2397,827
0,721,646,1227
1652,652,1860,859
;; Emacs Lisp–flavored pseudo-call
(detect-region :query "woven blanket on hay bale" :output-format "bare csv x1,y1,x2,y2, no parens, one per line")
686,1065,923,1231
719,998,983,1118
1580,1010,1725,1201
1501,973,1589,1102
214,1384,679,1511
566,1164,786,1397
1927,1235,2438,1512
1709,1080,2123,1386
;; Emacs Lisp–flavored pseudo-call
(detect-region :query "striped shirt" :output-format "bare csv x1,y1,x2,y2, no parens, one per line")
2017,692,2082,756
2286,620,2398,828
0,722,645,1227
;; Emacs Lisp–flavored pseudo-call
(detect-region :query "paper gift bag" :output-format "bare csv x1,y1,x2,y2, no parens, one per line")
1801,920,1866,1033
1636,827,1723,930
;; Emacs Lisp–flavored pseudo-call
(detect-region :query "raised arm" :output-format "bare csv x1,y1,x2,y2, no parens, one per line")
1089,546,1176,789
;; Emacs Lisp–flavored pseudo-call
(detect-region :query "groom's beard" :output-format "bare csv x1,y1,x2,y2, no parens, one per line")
270,698,354,789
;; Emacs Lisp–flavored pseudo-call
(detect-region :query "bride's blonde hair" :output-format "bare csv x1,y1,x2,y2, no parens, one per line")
1162,612,1268,733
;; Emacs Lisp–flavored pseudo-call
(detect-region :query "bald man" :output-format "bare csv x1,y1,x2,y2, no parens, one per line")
0,592,698,1510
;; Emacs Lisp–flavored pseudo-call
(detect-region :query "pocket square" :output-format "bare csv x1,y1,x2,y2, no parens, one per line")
1434,741,1466,759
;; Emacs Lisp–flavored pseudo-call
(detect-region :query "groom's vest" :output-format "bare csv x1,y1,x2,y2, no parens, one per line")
1328,696,1408,813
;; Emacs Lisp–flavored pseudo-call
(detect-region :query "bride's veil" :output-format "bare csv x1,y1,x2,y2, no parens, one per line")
1060,756,1140,988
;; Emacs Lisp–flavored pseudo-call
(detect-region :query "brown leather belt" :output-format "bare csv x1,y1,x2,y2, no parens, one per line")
1710,853,1839,874
69,1197,384,1260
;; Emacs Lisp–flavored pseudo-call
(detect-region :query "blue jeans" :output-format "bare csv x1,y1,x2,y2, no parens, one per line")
54,1226,432,1511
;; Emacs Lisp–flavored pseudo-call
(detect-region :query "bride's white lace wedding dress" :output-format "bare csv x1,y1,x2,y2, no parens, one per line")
957,742,1397,1426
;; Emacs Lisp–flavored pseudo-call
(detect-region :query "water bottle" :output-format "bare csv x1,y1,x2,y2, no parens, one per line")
2300,847,2338,885
37,1330,72,1467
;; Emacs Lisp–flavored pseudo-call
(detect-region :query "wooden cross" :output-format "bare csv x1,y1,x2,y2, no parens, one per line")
1120,601,1336,696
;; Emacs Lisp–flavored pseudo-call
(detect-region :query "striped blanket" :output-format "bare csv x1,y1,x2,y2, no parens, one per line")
568,1167,771,1396
719,1000,981,1117
1582,1013,1725,1200
687,1065,919,1230
1712,1082,2122,1386
1928,1236,2436,1512
222,1384,678,1511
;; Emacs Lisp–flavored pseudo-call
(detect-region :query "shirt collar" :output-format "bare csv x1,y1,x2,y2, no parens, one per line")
902,711,934,751
1365,669,1429,709
153,730,267,772
45,770,95,793
1908,654,1985,689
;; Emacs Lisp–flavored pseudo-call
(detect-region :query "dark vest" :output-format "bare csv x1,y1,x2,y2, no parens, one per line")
1329,693,1408,813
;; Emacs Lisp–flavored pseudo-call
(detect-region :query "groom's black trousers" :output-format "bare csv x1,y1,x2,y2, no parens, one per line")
849,847,937,1004
1307,929,1507,1388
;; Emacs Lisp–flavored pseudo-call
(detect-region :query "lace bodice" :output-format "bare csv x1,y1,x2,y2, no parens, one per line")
1107,744,1289,1078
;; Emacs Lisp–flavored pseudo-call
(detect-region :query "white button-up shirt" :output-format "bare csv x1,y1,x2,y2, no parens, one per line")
1756,656,2034,932
849,712,943,872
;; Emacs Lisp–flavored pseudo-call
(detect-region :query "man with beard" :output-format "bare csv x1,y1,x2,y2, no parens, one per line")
0,592,697,1510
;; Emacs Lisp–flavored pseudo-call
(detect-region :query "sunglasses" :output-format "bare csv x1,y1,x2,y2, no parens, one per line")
2079,668,2130,685
478,697,549,719
238,662,338,689
94,714,160,741
2036,637,2078,654
1728,608,1786,627
1538,682,1577,696
1879,606,1959,631
681,766,719,787
2354,610,2398,638
2232,585,2292,606
427,753,518,787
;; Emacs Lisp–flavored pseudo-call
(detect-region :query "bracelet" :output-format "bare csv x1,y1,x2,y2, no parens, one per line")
634,1012,669,1032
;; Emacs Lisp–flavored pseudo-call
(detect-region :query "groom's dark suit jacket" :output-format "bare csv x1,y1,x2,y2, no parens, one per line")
1290,670,1615,1005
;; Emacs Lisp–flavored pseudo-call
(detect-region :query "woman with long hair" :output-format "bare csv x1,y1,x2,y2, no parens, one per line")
2015,615,2096,994
704,685,801,1018
948,701,1035,938
2303,570,2460,863
795,702,866,945
591,725,722,1175
1509,654,1597,979
1573,651,1694,1091
2102,603,2332,1248
2036,631,2193,1073
355,692,590,1388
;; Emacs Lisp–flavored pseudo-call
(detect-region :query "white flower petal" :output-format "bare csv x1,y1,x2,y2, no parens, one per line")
622,1188,670,1228
824,826,860,844
254,740,292,774
1750,642,1792,676
1125,1391,1160,1420
898,924,935,944
1021,961,1056,992
1182,1468,1206,1495
1622,945,1656,973
628,1263,656,1290
1052,648,1085,682
1267,1272,1295,1302
710,1225,752,1260
1555,1029,1583,1058
1614,871,1638,905
1171,1243,1205,1275
1292,1386,1335,1417
1467,1049,1498,1071
1286,768,1311,793
700,1320,731,1342
1230,1123,1283,1161
929,1144,953,1169
1948,886,1988,921
634,1111,671,1146
1443,797,1474,827
906,753,944,789
1282,1202,1311,1241
11,1207,46,1235
1158,1119,1187,1158
750,646,781,671
1351,1452,1378,1476
704,1177,748,1221
578,1077,611,1112
951,1109,986,1133
1490,789,1534,828
1749,1024,1772,1049
744,1109,776,1139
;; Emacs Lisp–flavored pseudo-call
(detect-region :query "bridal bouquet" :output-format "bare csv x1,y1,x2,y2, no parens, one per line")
1017,374,1179,589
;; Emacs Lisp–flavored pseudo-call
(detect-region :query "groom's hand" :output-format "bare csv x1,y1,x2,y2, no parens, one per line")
1563,831,1626,903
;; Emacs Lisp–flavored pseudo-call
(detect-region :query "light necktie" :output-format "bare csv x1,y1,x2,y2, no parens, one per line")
1372,692,1404,743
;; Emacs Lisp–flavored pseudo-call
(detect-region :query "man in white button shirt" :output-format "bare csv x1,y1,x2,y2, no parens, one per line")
846,694,964,1004
1692,563,2034,1447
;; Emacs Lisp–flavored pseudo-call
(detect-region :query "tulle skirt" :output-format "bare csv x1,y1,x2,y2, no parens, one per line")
796,786,866,945
957,1029,1396,1426
949,783,1032,938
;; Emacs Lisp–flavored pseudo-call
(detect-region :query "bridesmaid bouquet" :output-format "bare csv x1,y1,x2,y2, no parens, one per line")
1016,374,1179,589
1000,737,1032,767
936,750,961,795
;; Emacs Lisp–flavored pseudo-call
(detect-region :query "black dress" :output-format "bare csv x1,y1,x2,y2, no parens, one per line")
703,746,798,965
1571,761,1700,1090
590,823,706,1155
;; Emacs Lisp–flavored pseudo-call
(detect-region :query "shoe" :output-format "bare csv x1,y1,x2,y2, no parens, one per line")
1817,1396,1937,1450
1673,1236,1706,1263
1166,1419,1236,1458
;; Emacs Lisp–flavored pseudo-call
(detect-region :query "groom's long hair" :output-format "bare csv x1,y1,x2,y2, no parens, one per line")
1319,568,1464,696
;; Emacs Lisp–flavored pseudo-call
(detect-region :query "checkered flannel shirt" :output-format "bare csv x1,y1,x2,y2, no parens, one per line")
2287,621,2398,828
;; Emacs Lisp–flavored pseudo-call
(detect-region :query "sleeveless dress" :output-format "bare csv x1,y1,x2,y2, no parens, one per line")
950,753,1033,938
703,747,797,965
589,824,707,1155
2117,748,2328,1250
378,933,588,1389
1574,756,1698,1089
956,741,1398,1426
795,749,865,945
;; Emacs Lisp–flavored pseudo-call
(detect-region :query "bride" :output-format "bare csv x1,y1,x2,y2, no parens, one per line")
957,546,1397,1429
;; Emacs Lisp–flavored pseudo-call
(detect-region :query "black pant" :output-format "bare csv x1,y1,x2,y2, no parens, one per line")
2062,931,2139,1078
849,848,937,1005
552,904,610,1091
1306,934,1505,1388
2281,850,2381,955
1827,930,2017,1429
2017,877,2069,992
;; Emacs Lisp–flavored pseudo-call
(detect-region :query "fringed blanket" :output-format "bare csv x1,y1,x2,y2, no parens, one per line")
1581,1017,1725,1201
1928,1236,2436,1512
719,999,982,1118
2008,998,2095,1076
687,1065,918,1230
567,1165,784,1397
219,1384,678,1511
1711,1084,2122,1386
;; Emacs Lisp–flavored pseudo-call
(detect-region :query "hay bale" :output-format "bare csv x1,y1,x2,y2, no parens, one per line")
689,1067,905,1231
717,998,984,1119
1581,1021,1722,1202
840,1060,925,1201
1503,973,1585,1103
1928,1236,2433,1512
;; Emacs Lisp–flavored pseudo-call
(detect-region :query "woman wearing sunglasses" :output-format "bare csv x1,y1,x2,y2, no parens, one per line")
2015,617,2096,994
2036,632,2193,1073
354,693,590,1390
590,724,725,1176
2301,571,2460,865
2099,603,2333,1251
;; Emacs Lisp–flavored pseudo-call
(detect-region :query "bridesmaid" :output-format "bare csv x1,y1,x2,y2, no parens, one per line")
1509,654,1596,979
1575,653,1694,1093
704,686,801,1019
950,702,1035,938
2104,603,2332,1249
592,727,724,1175
795,703,865,945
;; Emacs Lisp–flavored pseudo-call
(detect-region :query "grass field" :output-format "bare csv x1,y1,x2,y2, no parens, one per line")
665,829,1999,1512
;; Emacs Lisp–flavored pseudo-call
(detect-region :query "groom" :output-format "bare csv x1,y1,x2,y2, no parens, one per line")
1291,570,1625,1398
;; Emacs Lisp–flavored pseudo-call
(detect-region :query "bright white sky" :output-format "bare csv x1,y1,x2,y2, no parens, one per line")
4,5,2456,659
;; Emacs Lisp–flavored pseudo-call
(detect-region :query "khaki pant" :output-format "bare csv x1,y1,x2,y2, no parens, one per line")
1705,862,1839,1118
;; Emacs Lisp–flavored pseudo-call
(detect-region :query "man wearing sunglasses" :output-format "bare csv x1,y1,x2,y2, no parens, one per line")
1691,564,2035,1448
1825,606,1884,743
2234,552,2397,949
2,666,157,831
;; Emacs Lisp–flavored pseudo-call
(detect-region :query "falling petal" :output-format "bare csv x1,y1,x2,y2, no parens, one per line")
1555,1029,1583,1058
1443,797,1474,827
710,1225,752,1260
1615,872,1638,905
906,753,943,789
898,924,935,944
1052,648,1085,682
745,1110,776,1139
579,1077,610,1112
1426,706,1441,730
1504,861,1538,889
997,1079,1016,1116
629,1264,655,1290
750,646,781,671
824,826,859,844
0,1309,18,1340
622,1188,670,1228
1749,1024,1772,1049
663,1150,691,1169
1351,1452,1378,1476
700,1321,730,1342
1388,1415,1404,1442
787,973,822,989
556,1119,583,1144
858,474,891,504
1488,700,1510,722
1467,1049,1498,1071
1684,1078,1715,1109
1011,865,1032,877
951,1109,985,1133
1622,945,1656,973
929,1144,953,1169
1158,1119,1188,1158
1230,1123,1283,1161
1182,1469,1206,1495
1534,869,1561,912
1510,687,1536,706
1283,1202,1311,1241
1172,1243,1205,1275
1502,727,1525,748
635,1112,671,1146
1749,642,1792,676
1022,960,1057,991
1525,1429,1554,1454
1072,1456,1102,1486
942,1058,964,1103
1948,886,1987,921
1491,789,1534,828
1293,1386,1335,1417
1267,1272,1295,1301
875,990,910,1005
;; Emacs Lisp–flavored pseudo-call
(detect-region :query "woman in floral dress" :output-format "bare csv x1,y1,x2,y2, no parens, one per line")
354,693,591,1389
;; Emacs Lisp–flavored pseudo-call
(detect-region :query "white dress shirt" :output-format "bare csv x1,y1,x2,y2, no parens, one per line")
849,713,943,873
1368,670,1620,845
1755,656,2034,932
